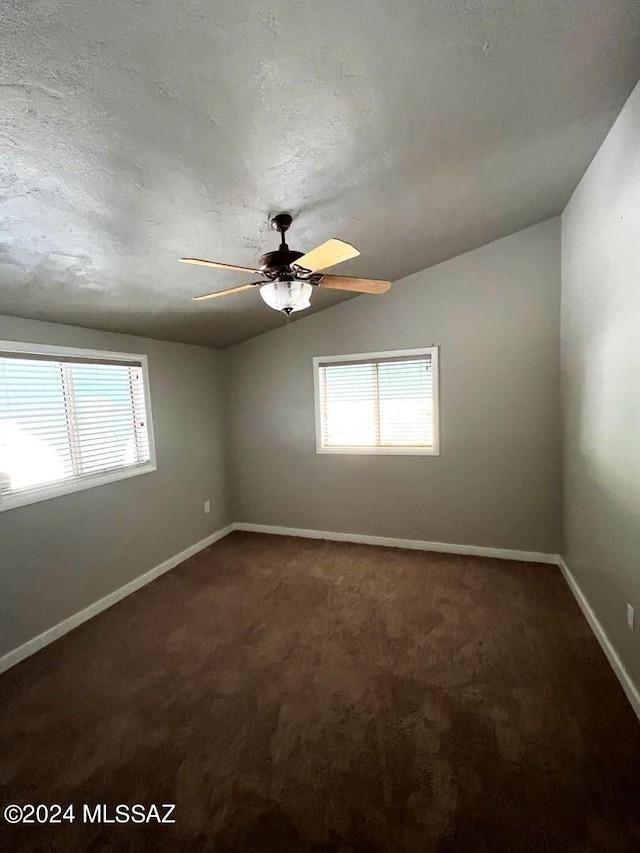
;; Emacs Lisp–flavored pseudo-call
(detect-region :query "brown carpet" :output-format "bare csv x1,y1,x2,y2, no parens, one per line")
0,532,638,852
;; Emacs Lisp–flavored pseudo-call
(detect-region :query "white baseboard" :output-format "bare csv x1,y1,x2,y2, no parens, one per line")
232,522,560,565
556,557,640,720
0,524,234,676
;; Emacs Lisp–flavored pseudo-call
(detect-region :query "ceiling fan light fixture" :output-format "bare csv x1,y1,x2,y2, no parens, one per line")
259,279,313,315
184,212,391,306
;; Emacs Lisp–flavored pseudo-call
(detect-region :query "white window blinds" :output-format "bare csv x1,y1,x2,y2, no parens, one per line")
0,348,153,505
315,348,439,454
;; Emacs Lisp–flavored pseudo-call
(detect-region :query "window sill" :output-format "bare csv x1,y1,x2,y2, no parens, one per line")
0,462,157,513
317,446,439,456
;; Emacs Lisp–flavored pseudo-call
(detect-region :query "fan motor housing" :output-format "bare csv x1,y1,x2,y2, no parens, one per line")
259,249,305,275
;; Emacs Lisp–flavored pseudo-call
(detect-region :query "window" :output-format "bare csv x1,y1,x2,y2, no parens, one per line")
314,347,439,455
0,342,156,511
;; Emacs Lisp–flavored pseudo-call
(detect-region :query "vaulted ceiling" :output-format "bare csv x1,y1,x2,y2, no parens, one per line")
1,1,639,347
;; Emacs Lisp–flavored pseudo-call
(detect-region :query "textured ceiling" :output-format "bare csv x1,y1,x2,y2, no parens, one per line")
1,1,639,348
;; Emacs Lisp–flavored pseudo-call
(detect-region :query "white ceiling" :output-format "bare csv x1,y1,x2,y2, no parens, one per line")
1,0,639,348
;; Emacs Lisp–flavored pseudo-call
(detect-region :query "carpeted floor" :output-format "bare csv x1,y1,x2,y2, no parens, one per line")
0,532,638,852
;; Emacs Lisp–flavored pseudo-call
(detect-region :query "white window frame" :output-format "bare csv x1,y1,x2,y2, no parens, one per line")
0,340,157,512
313,346,440,456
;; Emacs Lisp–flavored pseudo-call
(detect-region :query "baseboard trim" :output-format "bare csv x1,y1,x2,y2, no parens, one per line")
556,557,640,720
0,524,234,676
232,522,559,565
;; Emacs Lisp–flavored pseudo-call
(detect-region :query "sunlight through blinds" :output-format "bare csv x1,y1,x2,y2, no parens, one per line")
0,352,151,500
318,353,435,450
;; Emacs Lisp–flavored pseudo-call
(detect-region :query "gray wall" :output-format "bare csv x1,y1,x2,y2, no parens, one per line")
227,219,562,553
561,81,640,688
0,315,230,658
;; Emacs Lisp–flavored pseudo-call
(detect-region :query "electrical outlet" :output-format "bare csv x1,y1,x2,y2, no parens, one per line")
204,500,211,515
627,603,634,632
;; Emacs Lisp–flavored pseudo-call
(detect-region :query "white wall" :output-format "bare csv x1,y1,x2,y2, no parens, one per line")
561,80,640,690
0,315,230,659
227,219,562,553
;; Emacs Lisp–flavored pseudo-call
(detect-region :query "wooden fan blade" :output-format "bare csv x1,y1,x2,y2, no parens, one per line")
295,238,360,272
320,275,391,294
193,282,261,301
180,258,260,274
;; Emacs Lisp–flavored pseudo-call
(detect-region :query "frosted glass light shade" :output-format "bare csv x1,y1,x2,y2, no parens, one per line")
259,279,313,314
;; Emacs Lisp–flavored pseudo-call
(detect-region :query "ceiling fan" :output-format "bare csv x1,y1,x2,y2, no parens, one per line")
180,213,391,315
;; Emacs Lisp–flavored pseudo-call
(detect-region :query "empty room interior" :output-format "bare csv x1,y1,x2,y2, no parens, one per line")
1,2,639,851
